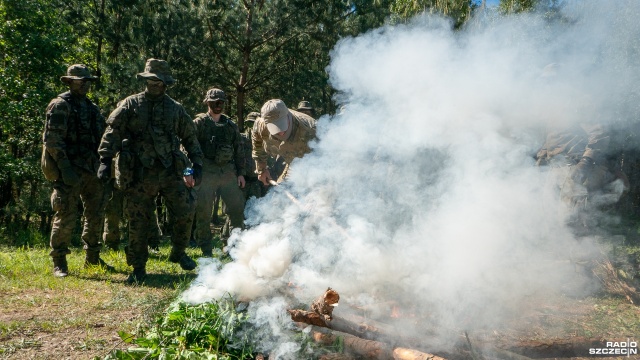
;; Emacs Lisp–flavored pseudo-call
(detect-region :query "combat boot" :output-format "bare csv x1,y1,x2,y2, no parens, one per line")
84,252,116,272
126,267,146,284
169,251,197,271
52,257,68,278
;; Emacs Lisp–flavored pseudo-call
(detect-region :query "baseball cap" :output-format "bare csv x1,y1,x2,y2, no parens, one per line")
261,99,290,135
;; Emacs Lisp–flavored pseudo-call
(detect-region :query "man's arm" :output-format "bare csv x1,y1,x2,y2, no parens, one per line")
251,119,269,172
231,122,246,177
176,107,204,167
44,98,71,163
98,101,129,160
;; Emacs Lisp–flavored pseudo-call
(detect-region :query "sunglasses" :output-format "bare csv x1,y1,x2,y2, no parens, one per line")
146,79,164,86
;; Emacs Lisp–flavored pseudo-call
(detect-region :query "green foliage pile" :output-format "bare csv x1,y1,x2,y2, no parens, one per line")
104,300,253,360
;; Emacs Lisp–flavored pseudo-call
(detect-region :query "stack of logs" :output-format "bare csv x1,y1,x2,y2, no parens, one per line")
288,288,448,360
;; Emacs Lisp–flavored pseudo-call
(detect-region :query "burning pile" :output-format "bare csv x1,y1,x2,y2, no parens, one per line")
182,1,640,358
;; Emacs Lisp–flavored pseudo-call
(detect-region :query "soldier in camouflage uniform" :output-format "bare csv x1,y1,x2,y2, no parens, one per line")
97,59,203,283
42,64,113,277
193,88,246,256
102,190,163,252
242,112,267,199
252,99,317,185
296,100,315,118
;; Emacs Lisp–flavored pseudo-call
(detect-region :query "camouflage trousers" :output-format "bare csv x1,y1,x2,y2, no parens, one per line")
103,186,124,248
243,177,266,200
194,161,244,252
124,163,195,268
103,188,163,249
49,167,106,258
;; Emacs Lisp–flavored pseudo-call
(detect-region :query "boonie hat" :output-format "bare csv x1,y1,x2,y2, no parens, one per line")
297,100,313,110
60,64,98,83
245,111,260,123
203,88,226,103
261,99,291,135
136,58,175,85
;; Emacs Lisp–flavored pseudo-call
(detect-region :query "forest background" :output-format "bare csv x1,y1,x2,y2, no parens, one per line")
1,0,639,249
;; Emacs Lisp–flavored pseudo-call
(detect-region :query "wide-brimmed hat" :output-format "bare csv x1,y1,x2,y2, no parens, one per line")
202,88,226,103
297,100,313,110
245,111,260,123
136,58,175,85
60,64,98,83
261,99,291,135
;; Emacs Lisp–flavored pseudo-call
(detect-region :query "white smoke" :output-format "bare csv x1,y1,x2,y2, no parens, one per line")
181,1,640,356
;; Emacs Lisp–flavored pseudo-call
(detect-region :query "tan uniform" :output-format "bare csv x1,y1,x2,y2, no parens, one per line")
192,113,245,252
252,110,316,181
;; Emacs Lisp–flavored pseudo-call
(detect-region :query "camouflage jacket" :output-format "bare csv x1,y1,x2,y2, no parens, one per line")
43,91,105,173
535,122,610,165
251,109,316,172
98,92,203,169
193,113,245,176
241,132,256,178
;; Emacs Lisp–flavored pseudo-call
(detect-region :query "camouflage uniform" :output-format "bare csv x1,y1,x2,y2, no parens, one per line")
97,59,203,280
252,99,316,183
42,64,111,277
535,121,626,232
296,100,315,118
102,189,163,251
193,88,245,255
102,187,124,250
242,112,266,200
536,122,615,193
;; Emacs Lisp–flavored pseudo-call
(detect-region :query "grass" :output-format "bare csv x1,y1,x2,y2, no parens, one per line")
0,238,200,360
1,225,639,359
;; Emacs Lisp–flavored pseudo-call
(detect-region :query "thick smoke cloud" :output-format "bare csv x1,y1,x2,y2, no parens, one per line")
182,1,640,356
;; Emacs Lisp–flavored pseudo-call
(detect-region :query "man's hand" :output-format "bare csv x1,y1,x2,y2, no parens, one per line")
237,175,246,188
258,168,273,186
183,174,195,188
192,163,202,186
97,157,112,182
571,156,594,185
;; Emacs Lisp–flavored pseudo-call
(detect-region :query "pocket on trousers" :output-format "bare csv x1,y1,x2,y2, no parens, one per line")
51,189,66,212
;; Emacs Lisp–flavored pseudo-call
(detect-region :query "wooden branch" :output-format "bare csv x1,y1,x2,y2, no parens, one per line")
392,348,447,360
311,287,340,321
310,326,393,360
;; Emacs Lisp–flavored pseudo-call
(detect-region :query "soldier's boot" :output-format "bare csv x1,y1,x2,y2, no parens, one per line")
84,252,116,272
52,256,68,278
126,267,147,284
169,250,197,271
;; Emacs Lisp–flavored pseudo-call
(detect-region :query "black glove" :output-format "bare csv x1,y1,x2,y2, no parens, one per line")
97,157,112,182
59,162,80,186
571,156,594,184
192,163,202,186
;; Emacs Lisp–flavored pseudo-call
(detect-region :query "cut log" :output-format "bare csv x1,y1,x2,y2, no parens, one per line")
310,326,394,360
319,354,356,360
312,287,340,321
392,347,447,360
290,309,391,342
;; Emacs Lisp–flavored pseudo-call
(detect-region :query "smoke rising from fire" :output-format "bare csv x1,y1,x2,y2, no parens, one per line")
182,1,640,356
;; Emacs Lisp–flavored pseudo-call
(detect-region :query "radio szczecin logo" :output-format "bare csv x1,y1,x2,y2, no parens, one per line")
589,340,638,356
